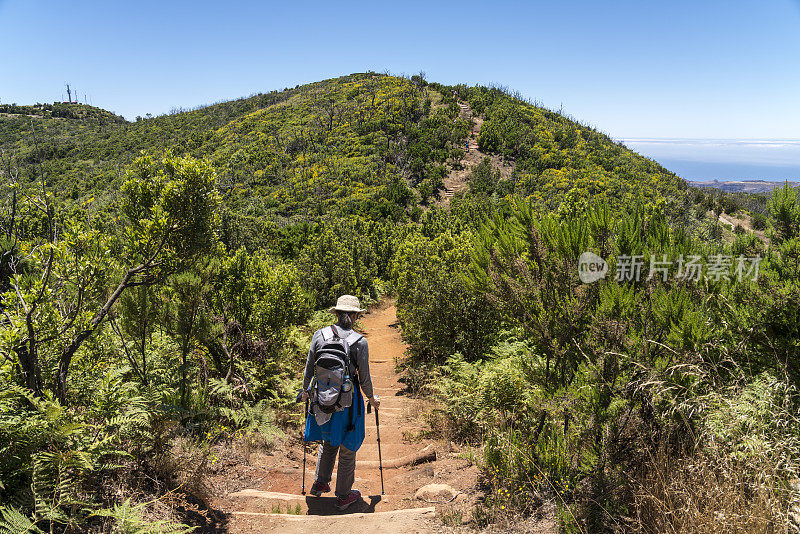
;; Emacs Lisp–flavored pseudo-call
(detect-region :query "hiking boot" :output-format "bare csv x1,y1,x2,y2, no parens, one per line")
335,490,361,510
309,480,330,497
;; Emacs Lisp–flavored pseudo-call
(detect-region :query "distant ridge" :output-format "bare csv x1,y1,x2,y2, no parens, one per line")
690,179,798,193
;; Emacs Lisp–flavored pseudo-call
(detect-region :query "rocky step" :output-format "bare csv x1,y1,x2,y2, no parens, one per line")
226,505,437,533
228,489,397,516
228,484,457,517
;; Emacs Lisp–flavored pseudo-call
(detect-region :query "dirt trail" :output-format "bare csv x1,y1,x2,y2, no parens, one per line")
718,212,768,242
210,301,479,533
439,101,513,206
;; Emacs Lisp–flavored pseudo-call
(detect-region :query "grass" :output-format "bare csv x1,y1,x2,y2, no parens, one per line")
437,507,463,527
455,446,482,467
268,503,302,515
629,448,792,533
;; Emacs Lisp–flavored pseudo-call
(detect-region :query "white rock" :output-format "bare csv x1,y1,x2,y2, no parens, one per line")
414,484,458,502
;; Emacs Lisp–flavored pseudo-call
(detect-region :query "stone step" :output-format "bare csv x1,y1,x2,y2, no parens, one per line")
228,489,398,516
231,506,435,520
228,505,437,533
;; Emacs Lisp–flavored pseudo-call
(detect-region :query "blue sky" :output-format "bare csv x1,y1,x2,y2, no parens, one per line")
1,0,799,141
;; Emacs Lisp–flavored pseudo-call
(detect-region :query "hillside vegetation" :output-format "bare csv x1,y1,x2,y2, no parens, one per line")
1,73,799,533
3,73,685,214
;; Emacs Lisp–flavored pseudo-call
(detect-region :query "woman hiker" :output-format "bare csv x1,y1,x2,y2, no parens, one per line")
301,295,381,510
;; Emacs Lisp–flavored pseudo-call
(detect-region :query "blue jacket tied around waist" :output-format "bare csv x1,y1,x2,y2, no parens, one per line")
304,384,365,451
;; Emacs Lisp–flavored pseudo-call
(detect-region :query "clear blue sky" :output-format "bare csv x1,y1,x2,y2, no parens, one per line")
1,0,799,139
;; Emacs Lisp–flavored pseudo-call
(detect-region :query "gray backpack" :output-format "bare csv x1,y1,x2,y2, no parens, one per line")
311,326,362,415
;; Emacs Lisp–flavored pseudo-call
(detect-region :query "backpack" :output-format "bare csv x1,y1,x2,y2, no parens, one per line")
311,325,363,415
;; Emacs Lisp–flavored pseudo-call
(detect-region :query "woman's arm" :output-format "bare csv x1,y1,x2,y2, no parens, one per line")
355,339,379,406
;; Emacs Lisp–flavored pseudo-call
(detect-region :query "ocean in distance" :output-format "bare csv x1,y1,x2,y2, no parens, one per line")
620,138,800,183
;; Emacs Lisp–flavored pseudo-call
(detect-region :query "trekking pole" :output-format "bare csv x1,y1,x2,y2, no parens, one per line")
368,399,385,495
301,397,308,495
375,404,385,495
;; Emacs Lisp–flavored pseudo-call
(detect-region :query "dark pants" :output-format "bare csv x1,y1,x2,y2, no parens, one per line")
314,442,356,498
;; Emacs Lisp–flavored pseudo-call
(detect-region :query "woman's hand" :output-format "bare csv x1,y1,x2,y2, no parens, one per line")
369,394,381,409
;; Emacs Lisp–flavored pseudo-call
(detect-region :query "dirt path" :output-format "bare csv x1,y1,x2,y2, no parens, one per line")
718,212,768,242
209,301,480,533
439,101,513,206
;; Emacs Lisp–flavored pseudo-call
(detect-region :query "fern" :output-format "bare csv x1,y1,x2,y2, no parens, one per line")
0,507,45,534
207,378,236,404
0,384,130,530
219,400,284,444
93,499,195,534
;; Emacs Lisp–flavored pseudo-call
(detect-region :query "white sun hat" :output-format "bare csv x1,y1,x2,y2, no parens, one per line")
329,295,366,313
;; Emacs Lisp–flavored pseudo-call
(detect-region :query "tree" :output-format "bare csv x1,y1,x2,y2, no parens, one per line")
768,182,799,243
117,284,156,385
392,231,499,362
208,248,309,386
468,157,499,195
2,153,219,402
751,212,767,231
54,154,219,402
166,270,211,407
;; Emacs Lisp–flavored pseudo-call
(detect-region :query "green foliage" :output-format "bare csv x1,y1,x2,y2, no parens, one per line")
296,220,383,308
468,157,500,195
93,499,195,534
0,506,45,534
0,102,124,123
768,182,800,242
442,85,689,214
431,354,484,442
720,194,739,214
0,151,221,402
0,384,125,531
751,212,767,230
392,231,500,361
432,196,800,528
165,269,211,407
122,153,220,274
219,248,310,337
705,373,800,461
2,73,796,531
119,285,157,385
218,396,284,447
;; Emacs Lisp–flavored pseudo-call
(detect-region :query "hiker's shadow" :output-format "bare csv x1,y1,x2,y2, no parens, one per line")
305,495,382,515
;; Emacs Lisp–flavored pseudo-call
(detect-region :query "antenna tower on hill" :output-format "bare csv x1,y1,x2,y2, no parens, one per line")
64,83,78,104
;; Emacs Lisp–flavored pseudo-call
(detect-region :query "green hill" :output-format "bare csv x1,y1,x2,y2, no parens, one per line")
2,73,688,221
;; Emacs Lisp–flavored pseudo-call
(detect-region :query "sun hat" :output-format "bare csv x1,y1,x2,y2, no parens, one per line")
329,295,365,313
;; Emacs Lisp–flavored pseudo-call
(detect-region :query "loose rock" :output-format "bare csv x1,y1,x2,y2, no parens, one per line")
414,483,458,502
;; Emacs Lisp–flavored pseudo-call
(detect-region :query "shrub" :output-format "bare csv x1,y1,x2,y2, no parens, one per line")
296,222,380,308
468,157,500,195
751,212,767,230
768,182,800,242
391,232,500,362
629,374,799,533
721,195,739,214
